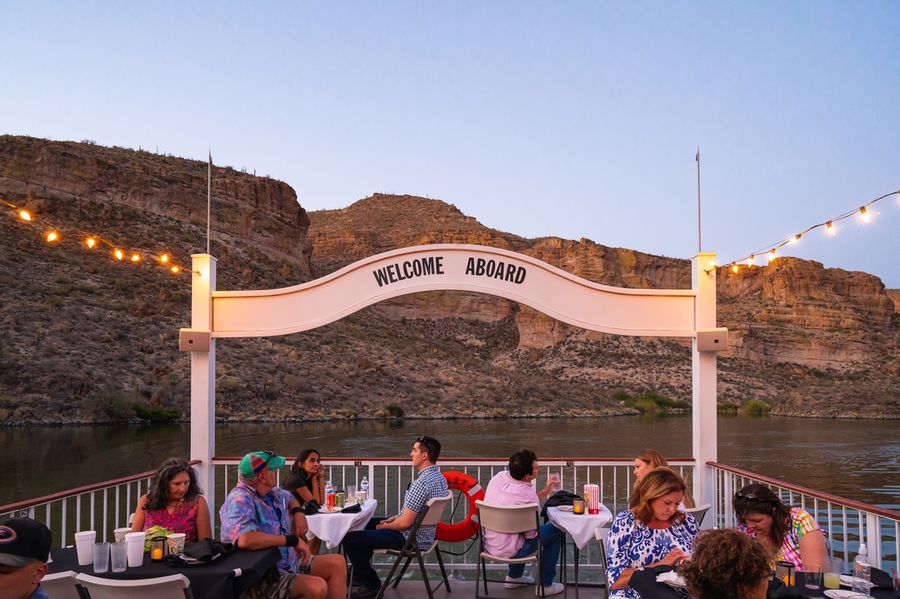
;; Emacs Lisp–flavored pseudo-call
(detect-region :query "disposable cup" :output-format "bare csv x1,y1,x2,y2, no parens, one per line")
124,531,146,567
347,485,357,500
92,542,109,573
110,542,127,573
74,531,96,566
824,557,842,589
113,527,131,543
166,533,186,555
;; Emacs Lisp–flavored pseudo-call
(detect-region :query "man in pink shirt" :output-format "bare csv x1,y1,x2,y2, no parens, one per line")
483,449,564,596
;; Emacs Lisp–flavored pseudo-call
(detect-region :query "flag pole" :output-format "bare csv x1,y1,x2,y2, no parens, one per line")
207,151,212,255
696,147,701,253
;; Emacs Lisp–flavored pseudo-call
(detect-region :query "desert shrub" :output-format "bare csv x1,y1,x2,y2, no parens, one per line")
740,399,772,417
83,390,134,422
133,404,179,423
385,403,404,418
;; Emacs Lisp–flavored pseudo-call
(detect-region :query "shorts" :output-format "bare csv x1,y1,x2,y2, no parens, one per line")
240,559,314,599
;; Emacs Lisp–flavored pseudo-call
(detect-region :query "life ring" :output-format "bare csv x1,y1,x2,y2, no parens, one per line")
436,470,484,542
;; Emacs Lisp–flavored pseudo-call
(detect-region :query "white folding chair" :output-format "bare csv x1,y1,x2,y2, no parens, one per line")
375,491,453,599
42,570,83,599
593,525,611,599
684,503,712,527
474,500,544,598
75,573,193,599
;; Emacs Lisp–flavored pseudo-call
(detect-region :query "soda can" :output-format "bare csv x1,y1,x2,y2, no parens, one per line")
335,492,345,508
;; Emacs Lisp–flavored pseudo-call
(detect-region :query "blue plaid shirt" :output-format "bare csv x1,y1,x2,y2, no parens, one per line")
400,465,448,547
219,482,297,572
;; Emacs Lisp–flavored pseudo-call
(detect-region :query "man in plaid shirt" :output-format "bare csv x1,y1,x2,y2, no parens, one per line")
344,436,448,599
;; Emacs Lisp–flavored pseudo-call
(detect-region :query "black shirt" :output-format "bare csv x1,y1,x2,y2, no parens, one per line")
281,470,314,503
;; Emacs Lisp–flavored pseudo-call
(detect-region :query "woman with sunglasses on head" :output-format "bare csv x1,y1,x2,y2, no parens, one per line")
132,457,212,542
282,449,326,554
606,467,700,598
733,482,826,572
629,449,696,509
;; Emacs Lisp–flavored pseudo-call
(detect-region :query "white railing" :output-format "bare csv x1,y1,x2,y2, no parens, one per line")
708,462,900,572
212,456,694,576
0,470,156,548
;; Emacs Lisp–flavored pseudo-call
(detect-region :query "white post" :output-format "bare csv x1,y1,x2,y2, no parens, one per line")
190,254,216,533
692,253,718,524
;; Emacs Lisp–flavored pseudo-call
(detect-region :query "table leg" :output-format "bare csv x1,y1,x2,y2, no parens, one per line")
574,545,579,599
560,535,567,598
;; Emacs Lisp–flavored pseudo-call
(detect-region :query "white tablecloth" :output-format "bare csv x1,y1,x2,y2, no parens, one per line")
547,505,613,549
306,499,378,549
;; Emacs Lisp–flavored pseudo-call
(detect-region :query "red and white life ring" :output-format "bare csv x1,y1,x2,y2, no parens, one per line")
436,470,485,542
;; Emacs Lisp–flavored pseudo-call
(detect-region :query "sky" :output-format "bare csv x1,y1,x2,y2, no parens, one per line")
2,1,898,285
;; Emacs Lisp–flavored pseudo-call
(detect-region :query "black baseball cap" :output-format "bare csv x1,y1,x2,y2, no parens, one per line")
0,518,52,566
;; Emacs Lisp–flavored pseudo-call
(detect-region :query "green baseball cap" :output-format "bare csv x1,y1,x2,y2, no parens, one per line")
238,451,286,477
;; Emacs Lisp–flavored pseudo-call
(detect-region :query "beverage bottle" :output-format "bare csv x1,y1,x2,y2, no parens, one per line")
324,481,335,510
360,477,369,500
851,543,871,596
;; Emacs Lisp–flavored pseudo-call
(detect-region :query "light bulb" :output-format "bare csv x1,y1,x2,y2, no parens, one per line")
789,234,801,244
159,253,169,263
130,253,141,263
170,265,181,274
858,206,870,223
707,259,717,268
731,264,739,274
18,210,32,221
85,237,97,249
46,231,59,242
746,255,755,267
114,249,124,260
825,221,836,235
768,250,777,263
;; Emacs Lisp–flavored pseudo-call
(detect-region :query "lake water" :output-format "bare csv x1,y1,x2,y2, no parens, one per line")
3,416,899,509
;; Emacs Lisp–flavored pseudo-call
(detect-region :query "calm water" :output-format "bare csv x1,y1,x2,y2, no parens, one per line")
3,416,899,509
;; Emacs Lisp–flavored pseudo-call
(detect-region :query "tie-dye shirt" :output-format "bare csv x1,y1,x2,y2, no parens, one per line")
738,506,821,571
142,498,200,542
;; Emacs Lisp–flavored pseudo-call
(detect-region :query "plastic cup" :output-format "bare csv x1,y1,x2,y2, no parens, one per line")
166,533,186,555
113,527,131,544
803,564,822,590
548,473,561,492
824,557,842,589
110,542,127,572
74,531,96,566
124,531,146,567
347,485,357,500
92,542,109,573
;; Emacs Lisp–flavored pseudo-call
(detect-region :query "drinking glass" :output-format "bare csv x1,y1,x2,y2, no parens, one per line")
572,498,585,514
548,473,561,492
110,542,127,573
803,564,822,590
347,485,357,501
92,542,109,574
824,557,842,589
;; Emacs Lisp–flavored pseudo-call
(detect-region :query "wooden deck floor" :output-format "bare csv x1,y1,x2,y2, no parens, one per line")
374,579,608,599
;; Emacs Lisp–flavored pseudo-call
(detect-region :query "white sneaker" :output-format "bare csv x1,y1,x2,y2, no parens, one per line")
505,574,535,588
536,581,565,596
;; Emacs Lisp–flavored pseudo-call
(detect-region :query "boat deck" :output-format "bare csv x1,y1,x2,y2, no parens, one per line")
372,579,607,598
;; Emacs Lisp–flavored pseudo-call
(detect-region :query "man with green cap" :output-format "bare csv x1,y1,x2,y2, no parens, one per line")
220,450,347,599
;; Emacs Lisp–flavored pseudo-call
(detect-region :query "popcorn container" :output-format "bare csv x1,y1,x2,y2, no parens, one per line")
583,484,600,514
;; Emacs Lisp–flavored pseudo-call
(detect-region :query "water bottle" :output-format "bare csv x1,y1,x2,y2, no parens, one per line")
324,480,335,510
851,543,871,596
360,477,369,500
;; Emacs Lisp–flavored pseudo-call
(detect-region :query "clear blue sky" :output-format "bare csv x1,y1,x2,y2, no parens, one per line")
3,1,898,285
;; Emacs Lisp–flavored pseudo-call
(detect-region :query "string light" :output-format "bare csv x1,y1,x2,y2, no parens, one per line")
2,196,194,277
712,189,899,274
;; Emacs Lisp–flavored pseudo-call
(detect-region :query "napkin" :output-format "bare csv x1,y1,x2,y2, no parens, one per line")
656,570,687,588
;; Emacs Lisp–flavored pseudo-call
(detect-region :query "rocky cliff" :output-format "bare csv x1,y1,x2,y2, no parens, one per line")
0,137,896,423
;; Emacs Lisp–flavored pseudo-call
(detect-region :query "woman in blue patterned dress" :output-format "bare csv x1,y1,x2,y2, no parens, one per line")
606,467,700,598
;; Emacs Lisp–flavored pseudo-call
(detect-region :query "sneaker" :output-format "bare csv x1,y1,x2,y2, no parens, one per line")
505,574,535,588
536,581,565,596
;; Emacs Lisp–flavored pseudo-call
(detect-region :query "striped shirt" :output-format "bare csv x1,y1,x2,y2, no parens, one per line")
738,507,821,571
400,465,448,547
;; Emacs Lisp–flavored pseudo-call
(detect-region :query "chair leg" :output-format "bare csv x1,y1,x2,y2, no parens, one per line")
415,551,435,599
434,547,451,593
475,555,482,599
481,556,489,595
375,553,404,599
392,556,413,588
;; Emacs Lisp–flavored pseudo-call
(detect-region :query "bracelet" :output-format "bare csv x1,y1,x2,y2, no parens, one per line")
290,506,303,516
284,534,299,547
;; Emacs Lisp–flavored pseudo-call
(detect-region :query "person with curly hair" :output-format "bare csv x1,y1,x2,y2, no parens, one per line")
681,529,771,599
606,467,700,598
733,483,826,572
131,457,211,542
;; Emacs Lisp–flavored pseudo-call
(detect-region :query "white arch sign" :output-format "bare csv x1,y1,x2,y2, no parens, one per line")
210,244,696,338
